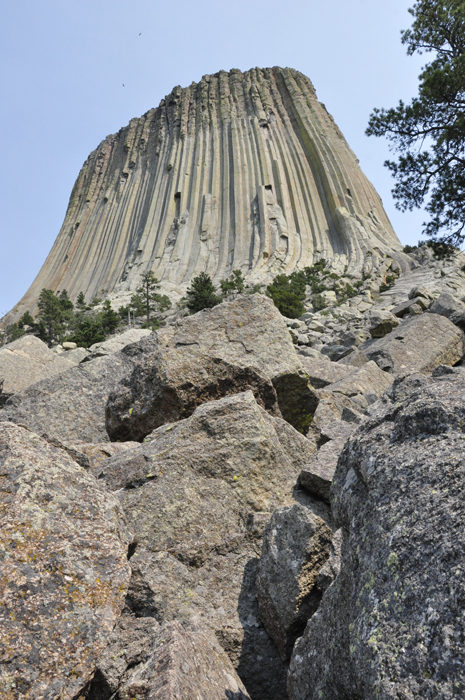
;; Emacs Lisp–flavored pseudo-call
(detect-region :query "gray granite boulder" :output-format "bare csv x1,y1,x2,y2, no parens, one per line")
256,503,333,660
288,369,465,699
0,334,163,444
0,350,139,443
391,296,430,318
85,615,161,699
312,361,393,431
82,328,153,362
96,391,320,700
429,291,465,330
0,334,88,397
299,422,356,502
153,295,319,434
106,349,280,442
0,422,132,700
118,619,250,700
361,312,465,375
298,356,354,389
366,310,400,338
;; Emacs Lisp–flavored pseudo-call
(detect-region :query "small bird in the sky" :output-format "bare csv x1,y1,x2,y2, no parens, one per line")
139,32,142,36
122,84,125,87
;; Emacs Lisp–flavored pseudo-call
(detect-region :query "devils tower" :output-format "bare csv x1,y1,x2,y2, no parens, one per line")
13,67,402,315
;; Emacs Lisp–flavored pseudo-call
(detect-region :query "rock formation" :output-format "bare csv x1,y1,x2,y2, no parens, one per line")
11,66,402,318
4,173,465,696
288,367,465,699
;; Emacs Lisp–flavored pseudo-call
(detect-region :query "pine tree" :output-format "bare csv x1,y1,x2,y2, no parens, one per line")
132,271,161,325
367,0,465,245
186,273,222,313
36,289,65,345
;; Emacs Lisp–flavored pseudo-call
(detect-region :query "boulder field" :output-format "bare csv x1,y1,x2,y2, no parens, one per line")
2,277,465,699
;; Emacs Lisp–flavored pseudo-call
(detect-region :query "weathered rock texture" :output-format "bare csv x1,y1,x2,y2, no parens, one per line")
0,334,86,396
0,333,166,445
107,295,317,439
118,619,250,700
0,422,132,700
11,67,401,318
96,391,320,700
288,368,465,699
256,503,333,660
361,312,465,375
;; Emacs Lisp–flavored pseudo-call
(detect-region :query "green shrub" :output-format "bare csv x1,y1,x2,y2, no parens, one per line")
186,273,222,313
220,270,245,295
266,273,306,318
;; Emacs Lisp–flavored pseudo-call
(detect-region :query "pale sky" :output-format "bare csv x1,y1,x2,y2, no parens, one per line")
0,0,426,314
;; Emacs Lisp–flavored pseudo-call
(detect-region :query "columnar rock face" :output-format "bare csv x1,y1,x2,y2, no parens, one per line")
13,66,401,316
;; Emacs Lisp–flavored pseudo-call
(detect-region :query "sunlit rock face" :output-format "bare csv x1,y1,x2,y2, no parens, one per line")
14,66,401,314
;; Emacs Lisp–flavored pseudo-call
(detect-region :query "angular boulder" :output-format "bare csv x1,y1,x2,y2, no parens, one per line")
0,334,162,444
0,350,139,443
108,295,318,438
391,296,430,318
118,619,250,700
96,391,319,700
361,312,465,375
82,328,153,362
0,422,132,700
256,503,333,660
0,334,87,397
299,422,355,502
298,356,354,389
288,369,465,699
311,361,393,431
85,615,161,699
106,349,280,442
429,292,465,330
366,310,400,338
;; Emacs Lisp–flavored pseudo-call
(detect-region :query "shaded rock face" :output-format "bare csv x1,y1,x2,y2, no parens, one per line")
0,422,132,700
12,66,401,319
288,369,465,700
0,350,139,443
107,295,318,438
256,503,333,660
95,391,320,700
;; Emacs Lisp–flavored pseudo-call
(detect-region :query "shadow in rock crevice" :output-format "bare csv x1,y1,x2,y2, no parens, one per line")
222,557,289,700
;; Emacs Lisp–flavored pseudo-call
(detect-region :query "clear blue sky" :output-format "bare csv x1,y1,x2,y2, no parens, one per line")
0,0,426,314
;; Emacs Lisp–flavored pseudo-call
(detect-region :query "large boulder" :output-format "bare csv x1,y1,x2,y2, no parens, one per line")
429,291,465,330
118,619,250,700
361,312,465,375
106,349,280,442
288,368,465,699
0,335,161,443
107,295,319,438
256,503,334,660
0,422,132,700
82,328,152,362
95,391,320,700
298,356,354,389
0,334,87,397
312,361,393,431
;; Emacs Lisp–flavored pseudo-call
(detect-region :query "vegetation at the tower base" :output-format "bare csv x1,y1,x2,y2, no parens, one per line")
266,274,307,319
367,0,465,248
131,271,171,325
266,259,365,318
186,272,222,313
220,270,245,295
